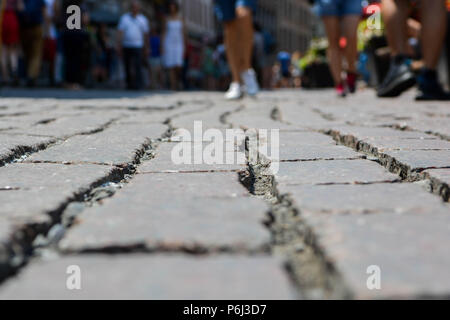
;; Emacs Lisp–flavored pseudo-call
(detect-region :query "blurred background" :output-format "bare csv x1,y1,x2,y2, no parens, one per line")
0,0,449,91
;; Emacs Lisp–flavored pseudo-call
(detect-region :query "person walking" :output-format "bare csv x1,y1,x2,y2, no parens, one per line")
43,0,58,86
117,0,150,90
17,0,47,87
1,0,20,86
162,2,184,91
315,0,362,97
148,27,163,90
215,0,260,100
377,0,450,100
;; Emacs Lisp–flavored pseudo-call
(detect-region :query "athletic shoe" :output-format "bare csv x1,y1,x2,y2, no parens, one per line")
377,56,416,97
416,69,450,101
241,68,259,96
347,72,357,94
225,82,243,100
336,82,347,97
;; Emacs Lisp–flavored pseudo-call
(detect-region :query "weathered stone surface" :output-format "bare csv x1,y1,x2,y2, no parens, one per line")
280,183,450,214
134,172,249,198
170,103,239,131
423,169,450,201
361,137,450,151
274,160,399,186
0,255,293,300
0,134,55,162
0,163,115,222
303,211,450,299
381,150,450,171
60,195,270,252
227,105,299,131
8,114,116,138
330,125,437,140
276,145,362,162
26,124,167,165
138,142,246,173
275,131,337,146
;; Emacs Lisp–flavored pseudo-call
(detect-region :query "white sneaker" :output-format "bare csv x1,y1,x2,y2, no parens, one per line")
224,82,243,100
241,68,259,96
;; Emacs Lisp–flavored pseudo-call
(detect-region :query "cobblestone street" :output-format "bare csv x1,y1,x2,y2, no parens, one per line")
0,88,449,299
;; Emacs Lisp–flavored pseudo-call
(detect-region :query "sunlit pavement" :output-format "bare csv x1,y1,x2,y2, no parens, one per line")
0,88,449,299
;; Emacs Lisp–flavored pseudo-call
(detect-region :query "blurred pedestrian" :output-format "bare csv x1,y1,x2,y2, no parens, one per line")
93,23,112,84
252,22,265,87
277,51,291,88
117,0,150,90
162,2,184,91
377,0,450,100
61,9,92,89
215,0,260,100
316,0,362,97
148,26,162,89
17,0,47,87
1,0,20,86
43,0,58,86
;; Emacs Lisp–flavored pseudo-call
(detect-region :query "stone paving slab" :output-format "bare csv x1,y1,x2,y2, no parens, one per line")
273,160,399,186
0,254,293,300
280,183,450,215
60,196,270,252
7,114,117,138
275,145,362,162
170,103,240,131
138,143,246,173
330,125,438,140
271,131,337,146
0,134,56,162
381,150,450,171
135,172,250,198
361,137,450,151
303,210,450,299
277,103,340,130
0,163,115,222
258,131,362,161
424,169,450,186
26,124,167,165
227,106,299,131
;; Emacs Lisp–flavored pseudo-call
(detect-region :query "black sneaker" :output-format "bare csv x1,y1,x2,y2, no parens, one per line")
377,56,416,97
416,69,450,101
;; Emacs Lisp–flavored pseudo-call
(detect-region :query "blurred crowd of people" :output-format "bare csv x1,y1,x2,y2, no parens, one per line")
0,0,449,101
0,0,273,92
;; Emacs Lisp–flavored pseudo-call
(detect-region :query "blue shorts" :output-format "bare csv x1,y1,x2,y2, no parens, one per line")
215,0,256,22
316,0,362,17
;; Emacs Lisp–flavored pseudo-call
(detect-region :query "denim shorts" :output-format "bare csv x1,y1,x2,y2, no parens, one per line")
215,0,257,22
316,0,362,17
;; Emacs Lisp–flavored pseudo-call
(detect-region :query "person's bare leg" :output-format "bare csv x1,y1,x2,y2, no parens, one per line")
322,17,342,84
382,0,409,56
341,15,360,73
235,6,254,73
169,68,177,90
224,20,241,83
420,0,447,70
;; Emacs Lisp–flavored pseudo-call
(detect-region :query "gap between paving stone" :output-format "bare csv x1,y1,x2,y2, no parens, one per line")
0,117,119,168
0,103,276,288
0,119,171,285
221,106,351,299
244,142,351,299
326,128,450,202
